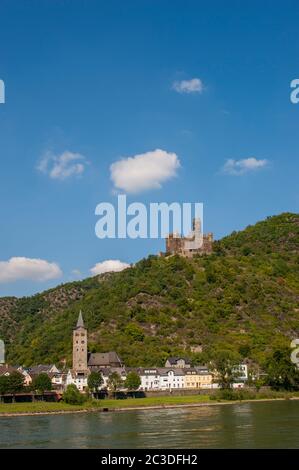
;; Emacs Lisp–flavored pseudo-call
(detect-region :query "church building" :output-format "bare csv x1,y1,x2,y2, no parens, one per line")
73,310,88,372
67,311,123,391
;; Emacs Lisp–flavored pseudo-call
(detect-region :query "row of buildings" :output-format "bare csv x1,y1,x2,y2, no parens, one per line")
0,311,248,393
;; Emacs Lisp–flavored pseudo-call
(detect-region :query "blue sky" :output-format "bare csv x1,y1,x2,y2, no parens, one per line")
0,0,299,297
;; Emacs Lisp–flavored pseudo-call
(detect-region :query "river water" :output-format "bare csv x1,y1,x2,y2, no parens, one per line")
1,401,299,448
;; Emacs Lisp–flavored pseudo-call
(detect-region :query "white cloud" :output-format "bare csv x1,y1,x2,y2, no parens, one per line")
90,260,130,276
172,78,204,94
222,157,268,176
0,257,62,283
37,151,87,180
110,148,180,193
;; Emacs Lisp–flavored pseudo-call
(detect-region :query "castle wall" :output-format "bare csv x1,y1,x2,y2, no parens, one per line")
166,232,213,257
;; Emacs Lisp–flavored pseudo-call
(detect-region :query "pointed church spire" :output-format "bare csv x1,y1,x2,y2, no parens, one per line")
76,310,84,328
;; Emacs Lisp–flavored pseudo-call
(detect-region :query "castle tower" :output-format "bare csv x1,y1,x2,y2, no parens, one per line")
192,217,201,234
73,311,88,372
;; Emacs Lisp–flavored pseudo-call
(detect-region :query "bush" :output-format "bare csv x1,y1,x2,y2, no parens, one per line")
63,384,86,405
32,373,52,393
211,389,257,401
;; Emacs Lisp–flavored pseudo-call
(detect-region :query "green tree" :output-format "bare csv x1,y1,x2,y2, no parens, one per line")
107,372,123,398
87,371,103,396
264,348,299,391
211,351,240,389
124,371,141,394
63,384,86,405
32,373,52,393
6,371,24,394
0,376,9,395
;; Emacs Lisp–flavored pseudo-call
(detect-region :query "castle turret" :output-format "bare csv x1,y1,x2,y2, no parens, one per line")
73,311,88,372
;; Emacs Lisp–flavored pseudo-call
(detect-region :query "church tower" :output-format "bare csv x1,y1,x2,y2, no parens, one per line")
73,311,88,371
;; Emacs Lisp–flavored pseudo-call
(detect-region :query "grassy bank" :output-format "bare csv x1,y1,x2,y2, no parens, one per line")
1,391,299,415
0,395,211,415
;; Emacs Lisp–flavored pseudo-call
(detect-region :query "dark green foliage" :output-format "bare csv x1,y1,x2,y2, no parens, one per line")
87,371,103,392
0,376,7,395
0,213,299,369
211,351,241,389
63,384,86,405
264,348,299,391
124,371,141,391
0,371,24,394
32,373,52,393
107,372,123,395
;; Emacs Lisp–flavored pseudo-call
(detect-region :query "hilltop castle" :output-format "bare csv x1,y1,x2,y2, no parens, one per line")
165,218,213,257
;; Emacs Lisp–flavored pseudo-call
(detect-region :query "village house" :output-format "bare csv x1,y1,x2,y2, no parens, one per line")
233,364,248,382
88,352,123,370
158,368,185,390
137,368,160,391
184,367,213,389
28,364,60,375
66,369,88,392
49,372,66,391
165,357,192,368
231,364,248,388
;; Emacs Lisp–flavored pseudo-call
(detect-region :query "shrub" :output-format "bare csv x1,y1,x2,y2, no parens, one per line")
32,373,52,393
63,384,86,405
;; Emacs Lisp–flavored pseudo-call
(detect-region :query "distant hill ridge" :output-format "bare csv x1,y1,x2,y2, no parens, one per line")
0,212,298,368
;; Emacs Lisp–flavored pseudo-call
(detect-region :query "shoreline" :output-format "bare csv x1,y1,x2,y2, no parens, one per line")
1,396,298,418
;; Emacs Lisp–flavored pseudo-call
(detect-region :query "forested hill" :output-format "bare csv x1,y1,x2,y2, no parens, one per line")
1,212,299,368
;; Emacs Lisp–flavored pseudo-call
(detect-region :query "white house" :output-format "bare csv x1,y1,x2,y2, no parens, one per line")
231,363,248,388
66,370,88,392
158,368,185,390
138,368,160,391
234,364,248,382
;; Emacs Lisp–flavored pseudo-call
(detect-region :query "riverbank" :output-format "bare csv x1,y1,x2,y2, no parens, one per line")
1,392,299,417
